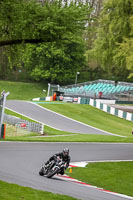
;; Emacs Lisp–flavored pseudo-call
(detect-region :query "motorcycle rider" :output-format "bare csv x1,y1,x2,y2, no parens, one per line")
43,148,70,175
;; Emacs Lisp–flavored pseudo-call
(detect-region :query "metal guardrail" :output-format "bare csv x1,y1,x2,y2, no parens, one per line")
60,79,115,89
4,114,44,134
59,79,133,101
117,81,133,86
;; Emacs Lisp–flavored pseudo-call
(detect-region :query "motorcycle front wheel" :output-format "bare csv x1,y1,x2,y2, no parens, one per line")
39,168,44,176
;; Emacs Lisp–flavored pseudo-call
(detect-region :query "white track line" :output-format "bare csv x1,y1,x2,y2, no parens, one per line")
29,101,126,137
57,174,133,200
56,161,133,200
5,107,62,131
70,160,133,166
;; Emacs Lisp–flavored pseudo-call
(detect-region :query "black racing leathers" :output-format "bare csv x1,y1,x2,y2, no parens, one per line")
45,152,71,175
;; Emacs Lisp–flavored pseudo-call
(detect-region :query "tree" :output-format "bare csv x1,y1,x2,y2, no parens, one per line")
23,39,86,83
0,0,89,46
87,0,133,81
82,0,104,81
0,0,65,45
0,0,91,83
0,47,9,79
114,15,133,79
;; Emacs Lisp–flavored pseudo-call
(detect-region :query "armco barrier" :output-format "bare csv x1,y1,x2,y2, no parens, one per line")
79,97,133,122
4,114,44,134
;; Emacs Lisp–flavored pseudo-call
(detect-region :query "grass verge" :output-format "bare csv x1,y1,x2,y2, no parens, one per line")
1,80,133,138
4,132,133,142
39,103,133,137
3,108,133,142
5,124,76,138
0,180,76,200
0,80,47,100
68,161,133,197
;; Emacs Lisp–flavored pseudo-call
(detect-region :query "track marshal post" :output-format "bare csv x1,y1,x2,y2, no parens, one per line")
0,91,10,139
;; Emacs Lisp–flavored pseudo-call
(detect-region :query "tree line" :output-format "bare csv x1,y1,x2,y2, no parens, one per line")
0,0,133,84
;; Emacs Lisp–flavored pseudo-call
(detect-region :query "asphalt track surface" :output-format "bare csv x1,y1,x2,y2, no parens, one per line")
2,100,133,199
6,100,119,136
0,142,133,200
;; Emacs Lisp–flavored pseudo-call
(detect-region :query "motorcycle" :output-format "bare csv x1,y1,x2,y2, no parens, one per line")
39,157,65,178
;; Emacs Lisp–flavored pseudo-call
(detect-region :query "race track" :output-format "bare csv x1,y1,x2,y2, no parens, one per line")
0,142,133,200
2,100,133,199
6,100,119,136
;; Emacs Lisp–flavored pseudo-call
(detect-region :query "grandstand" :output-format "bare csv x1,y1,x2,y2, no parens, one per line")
59,79,133,101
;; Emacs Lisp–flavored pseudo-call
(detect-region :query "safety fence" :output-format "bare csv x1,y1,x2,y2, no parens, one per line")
4,114,44,134
79,97,133,122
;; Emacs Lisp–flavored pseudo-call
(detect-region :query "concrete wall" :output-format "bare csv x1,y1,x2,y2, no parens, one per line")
79,97,133,122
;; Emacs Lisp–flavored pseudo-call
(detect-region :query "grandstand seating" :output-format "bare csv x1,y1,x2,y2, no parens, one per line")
59,79,133,99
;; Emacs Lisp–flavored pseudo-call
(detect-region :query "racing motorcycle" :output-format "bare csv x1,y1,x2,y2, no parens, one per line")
39,157,65,178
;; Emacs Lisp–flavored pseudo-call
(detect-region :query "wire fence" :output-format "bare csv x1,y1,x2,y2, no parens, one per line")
4,114,44,134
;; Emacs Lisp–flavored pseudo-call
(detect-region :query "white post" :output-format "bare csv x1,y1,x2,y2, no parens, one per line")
41,124,44,135
47,83,50,97
57,85,60,91
75,72,80,86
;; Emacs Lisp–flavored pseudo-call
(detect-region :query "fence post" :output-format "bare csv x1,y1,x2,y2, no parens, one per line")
1,124,6,139
41,124,44,135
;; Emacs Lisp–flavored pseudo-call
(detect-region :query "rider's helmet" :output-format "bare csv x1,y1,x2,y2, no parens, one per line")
63,148,69,157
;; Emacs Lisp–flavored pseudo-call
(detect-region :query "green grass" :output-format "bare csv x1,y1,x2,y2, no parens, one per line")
4,134,133,142
0,80,47,100
68,162,133,197
4,107,133,142
1,80,133,141
5,108,75,137
1,81,133,198
39,103,133,137
4,110,133,142
2,79,133,137
0,180,76,200
5,123,76,138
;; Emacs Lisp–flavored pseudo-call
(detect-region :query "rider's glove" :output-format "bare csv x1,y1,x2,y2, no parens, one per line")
64,164,68,170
